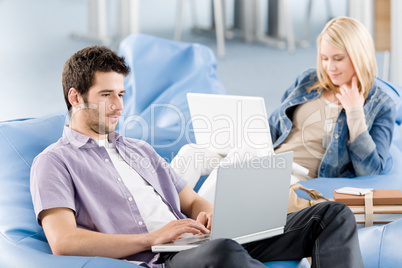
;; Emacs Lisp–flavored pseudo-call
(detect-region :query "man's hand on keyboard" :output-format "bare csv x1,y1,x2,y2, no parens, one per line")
196,211,213,230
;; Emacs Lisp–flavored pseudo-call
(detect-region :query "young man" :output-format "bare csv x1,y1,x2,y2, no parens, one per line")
30,46,364,268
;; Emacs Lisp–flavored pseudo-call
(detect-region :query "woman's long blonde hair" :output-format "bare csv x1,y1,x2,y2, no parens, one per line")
310,17,377,98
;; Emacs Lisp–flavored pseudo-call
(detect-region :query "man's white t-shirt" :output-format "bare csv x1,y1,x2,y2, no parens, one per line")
98,139,177,233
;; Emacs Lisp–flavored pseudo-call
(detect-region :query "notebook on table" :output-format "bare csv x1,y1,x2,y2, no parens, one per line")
333,189,402,206
151,151,293,252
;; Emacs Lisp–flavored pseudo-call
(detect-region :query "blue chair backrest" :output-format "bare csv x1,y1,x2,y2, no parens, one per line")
375,77,402,125
118,34,225,161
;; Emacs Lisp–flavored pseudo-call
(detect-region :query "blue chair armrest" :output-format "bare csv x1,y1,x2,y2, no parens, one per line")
0,233,140,268
264,259,310,267
358,218,402,268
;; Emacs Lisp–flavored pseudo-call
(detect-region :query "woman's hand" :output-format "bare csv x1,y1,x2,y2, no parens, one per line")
335,76,364,110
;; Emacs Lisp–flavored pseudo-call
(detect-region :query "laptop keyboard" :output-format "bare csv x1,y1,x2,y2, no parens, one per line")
188,237,210,245
173,234,211,245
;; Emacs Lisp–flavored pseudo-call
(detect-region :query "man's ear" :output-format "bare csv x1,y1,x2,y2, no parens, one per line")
68,88,81,108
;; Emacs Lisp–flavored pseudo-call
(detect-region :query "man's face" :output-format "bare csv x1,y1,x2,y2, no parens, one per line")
79,71,125,138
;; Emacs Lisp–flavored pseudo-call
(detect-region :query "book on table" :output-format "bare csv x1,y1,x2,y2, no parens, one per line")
347,205,402,214
354,213,402,223
333,189,402,206
333,189,402,224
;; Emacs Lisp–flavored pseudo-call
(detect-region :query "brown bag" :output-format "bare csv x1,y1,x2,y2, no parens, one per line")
288,183,330,213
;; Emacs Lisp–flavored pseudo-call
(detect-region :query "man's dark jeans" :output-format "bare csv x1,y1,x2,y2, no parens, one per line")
160,202,364,268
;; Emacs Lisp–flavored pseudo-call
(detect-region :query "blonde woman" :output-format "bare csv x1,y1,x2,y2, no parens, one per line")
271,16,396,181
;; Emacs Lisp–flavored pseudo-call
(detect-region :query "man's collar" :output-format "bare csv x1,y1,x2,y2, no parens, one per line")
107,131,121,143
63,126,122,148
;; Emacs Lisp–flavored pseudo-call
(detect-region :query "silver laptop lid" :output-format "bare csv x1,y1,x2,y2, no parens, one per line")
187,93,273,156
211,151,293,243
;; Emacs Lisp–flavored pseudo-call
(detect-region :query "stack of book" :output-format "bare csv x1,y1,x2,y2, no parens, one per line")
333,189,402,227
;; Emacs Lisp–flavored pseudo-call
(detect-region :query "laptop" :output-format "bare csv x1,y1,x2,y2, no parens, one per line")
151,151,293,252
186,93,273,157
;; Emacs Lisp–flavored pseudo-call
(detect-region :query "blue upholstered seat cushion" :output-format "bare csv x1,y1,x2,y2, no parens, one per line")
0,112,66,247
358,218,402,268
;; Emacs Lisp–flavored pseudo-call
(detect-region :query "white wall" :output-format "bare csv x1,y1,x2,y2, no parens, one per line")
348,0,374,35
391,0,402,86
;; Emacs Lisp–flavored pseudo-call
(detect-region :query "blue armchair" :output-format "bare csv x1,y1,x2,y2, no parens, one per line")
0,34,308,268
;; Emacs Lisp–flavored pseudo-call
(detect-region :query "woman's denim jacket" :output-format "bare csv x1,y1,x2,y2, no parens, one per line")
268,69,397,178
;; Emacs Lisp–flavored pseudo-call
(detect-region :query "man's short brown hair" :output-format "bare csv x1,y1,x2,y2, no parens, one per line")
62,46,130,111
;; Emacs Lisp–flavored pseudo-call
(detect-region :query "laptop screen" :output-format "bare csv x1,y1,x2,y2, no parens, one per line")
187,93,273,156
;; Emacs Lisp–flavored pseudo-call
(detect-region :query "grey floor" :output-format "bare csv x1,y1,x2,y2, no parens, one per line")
1,0,387,122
